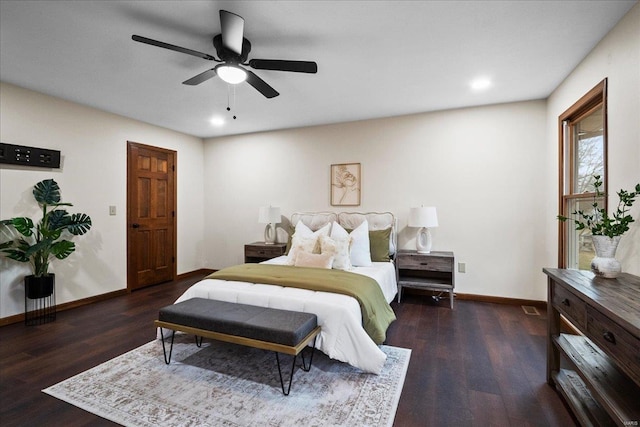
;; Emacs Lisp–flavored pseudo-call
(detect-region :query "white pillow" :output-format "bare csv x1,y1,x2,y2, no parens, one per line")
287,221,331,265
319,234,352,270
331,220,372,267
294,251,334,269
292,220,331,239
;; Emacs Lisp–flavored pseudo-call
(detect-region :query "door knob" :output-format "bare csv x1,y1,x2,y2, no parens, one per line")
132,223,140,228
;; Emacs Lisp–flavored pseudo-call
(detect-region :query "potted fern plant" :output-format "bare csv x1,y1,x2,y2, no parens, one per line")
558,175,640,278
0,179,92,299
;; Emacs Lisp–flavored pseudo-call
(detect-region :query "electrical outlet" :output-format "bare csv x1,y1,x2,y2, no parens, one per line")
458,262,466,273
109,205,116,216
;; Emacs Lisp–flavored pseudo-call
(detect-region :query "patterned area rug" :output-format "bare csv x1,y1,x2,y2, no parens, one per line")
43,334,410,426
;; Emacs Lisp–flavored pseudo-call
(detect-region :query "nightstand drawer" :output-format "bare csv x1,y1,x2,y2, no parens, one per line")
552,284,587,329
245,245,284,258
396,254,452,272
587,306,640,387
244,242,287,263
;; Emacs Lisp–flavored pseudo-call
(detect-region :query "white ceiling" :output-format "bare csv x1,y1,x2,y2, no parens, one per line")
0,0,636,139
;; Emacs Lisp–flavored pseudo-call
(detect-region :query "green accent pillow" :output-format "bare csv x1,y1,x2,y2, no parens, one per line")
369,228,392,262
284,227,293,255
344,226,392,262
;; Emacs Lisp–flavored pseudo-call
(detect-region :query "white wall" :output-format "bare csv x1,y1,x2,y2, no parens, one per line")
203,100,550,301
0,83,205,319
545,3,640,276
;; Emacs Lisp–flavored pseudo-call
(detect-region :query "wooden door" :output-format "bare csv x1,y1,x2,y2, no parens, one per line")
127,142,176,290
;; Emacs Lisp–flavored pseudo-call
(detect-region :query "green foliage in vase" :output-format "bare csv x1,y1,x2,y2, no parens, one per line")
558,175,640,238
0,179,92,277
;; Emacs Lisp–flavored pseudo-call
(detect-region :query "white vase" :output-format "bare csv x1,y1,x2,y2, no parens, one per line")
590,235,622,279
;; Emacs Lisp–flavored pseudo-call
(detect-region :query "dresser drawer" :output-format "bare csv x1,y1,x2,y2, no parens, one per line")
552,285,587,329
397,254,452,272
587,306,640,387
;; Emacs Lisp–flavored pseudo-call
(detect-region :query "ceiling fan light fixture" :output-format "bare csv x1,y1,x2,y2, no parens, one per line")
216,64,247,84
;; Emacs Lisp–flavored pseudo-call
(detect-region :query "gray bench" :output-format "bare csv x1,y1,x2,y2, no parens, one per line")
155,298,320,395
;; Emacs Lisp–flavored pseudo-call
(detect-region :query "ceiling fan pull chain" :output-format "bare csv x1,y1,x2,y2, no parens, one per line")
233,85,237,120
225,85,237,120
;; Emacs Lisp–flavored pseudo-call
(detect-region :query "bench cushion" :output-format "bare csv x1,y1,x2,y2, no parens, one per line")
158,298,318,347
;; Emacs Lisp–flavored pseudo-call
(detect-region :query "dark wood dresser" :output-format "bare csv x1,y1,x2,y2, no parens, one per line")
543,268,640,426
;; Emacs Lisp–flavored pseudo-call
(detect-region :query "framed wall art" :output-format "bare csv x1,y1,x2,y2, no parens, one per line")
331,163,361,206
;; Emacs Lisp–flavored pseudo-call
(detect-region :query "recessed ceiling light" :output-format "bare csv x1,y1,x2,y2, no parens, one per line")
470,77,492,91
209,116,225,126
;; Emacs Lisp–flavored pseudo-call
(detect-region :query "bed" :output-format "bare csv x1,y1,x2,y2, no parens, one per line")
168,212,398,374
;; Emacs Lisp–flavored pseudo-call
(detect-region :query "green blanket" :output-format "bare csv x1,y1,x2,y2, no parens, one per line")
206,264,396,344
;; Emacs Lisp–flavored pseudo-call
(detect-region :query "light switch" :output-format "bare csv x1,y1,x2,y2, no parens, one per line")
109,205,116,216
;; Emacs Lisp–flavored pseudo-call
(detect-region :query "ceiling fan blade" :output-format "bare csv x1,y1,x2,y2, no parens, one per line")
182,69,217,85
220,10,244,55
132,35,216,61
245,70,279,98
249,59,318,74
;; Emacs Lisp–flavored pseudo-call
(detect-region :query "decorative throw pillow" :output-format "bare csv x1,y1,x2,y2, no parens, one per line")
319,234,352,270
286,221,331,265
287,236,319,265
294,251,334,269
369,227,392,262
331,220,372,267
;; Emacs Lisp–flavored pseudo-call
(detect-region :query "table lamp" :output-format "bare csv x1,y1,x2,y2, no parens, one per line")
259,206,281,244
408,206,438,253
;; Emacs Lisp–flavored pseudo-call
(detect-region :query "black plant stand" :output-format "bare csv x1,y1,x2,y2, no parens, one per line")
24,276,56,325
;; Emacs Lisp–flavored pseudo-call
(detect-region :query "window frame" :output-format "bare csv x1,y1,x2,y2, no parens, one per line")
557,79,608,268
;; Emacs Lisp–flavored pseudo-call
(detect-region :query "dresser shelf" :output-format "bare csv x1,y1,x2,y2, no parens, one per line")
554,334,639,423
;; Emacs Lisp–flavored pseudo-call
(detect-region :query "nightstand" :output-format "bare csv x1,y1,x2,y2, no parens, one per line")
396,250,455,308
244,242,287,263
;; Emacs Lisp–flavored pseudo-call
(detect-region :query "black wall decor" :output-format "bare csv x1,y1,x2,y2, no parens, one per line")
0,143,61,168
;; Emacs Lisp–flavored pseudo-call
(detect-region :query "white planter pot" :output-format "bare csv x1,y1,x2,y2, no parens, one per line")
590,235,622,279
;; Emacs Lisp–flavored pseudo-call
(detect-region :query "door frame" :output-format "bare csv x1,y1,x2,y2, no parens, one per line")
126,141,177,291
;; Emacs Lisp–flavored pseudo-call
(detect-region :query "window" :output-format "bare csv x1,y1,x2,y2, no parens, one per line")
558,79,607,269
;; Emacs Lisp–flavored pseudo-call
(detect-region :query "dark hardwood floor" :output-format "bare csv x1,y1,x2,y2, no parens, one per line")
389,294,575,426
0,274,575,426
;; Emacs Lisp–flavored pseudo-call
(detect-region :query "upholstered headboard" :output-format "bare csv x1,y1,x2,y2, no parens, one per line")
289,212,337,231
288,211,397,257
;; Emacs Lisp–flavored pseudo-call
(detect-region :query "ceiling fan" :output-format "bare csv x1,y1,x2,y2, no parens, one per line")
132,10,318,99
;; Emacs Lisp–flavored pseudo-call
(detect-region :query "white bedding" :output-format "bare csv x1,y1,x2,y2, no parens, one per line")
171,256,397,374
263,255,398,303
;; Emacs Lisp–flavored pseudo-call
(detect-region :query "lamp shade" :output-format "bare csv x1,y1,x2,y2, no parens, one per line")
408,207,438,228
258,206,281,224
